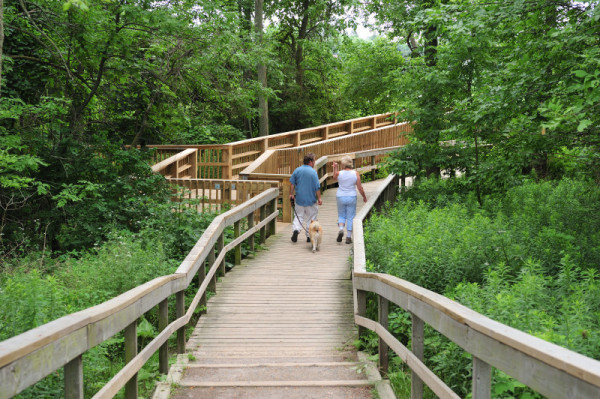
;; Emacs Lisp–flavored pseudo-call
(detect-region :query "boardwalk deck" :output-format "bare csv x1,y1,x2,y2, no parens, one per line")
157,180,390,399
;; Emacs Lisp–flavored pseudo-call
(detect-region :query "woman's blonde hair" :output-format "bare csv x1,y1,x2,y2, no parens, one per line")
340,155,353,169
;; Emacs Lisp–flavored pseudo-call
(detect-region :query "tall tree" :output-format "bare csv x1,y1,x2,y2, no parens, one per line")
0,0,4,96
255,0,269,136
267,0,356,130
374,0,600,189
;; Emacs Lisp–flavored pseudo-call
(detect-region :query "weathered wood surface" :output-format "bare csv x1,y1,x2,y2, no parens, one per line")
159,180,387,399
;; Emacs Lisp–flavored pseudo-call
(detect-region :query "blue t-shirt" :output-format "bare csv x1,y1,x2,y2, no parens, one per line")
290,165,320,206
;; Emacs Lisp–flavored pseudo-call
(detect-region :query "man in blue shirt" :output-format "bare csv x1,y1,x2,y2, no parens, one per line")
289,152,322,243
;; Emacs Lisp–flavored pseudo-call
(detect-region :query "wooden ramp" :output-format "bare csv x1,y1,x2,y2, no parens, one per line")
157,180,389,399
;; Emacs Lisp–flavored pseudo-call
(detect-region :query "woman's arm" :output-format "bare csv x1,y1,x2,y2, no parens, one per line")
356,171,367,202
332,162,340,181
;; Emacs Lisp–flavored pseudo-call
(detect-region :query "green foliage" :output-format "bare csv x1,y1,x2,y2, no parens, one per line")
370,0,600,188
365,177,600,397
339,36,406,115
367,178,600,293
366,199,500,293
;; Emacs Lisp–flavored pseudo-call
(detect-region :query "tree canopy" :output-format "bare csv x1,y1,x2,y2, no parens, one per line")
1,0,599,256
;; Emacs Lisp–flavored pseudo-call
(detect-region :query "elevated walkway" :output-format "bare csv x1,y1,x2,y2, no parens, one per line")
155,180,392,399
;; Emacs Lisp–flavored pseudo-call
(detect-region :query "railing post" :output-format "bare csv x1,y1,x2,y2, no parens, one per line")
371,155,376,181
158,299,169,374
247,211,255,253
218,232,226,276
234,220,241,266
191,149,198,178
64,355,83,399
357,289,367,339
411,313,424,399
282,180,292,223
176,291,185,354
260,204,267,244
199,259,207,314
262,137,268,152
124,320,138,399
294,132,301,147
378,295,389,374
223,145,233,179
268,198,277,236
473,356,492,399
323,126,329,140
208,243,217,293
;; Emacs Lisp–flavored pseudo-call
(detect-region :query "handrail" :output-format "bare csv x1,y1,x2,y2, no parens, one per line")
239,122,411,178
167,178,280,214
151,148,198,179
352,177,600,398
148,113,399,179
0,188,279,398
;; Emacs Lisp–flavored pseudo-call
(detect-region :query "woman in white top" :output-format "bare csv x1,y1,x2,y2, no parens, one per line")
332,155,367,244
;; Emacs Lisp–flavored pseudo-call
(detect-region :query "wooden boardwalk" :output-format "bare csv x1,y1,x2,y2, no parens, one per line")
158,180,388,399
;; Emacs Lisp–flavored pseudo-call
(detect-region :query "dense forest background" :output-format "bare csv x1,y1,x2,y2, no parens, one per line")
1,0,600,397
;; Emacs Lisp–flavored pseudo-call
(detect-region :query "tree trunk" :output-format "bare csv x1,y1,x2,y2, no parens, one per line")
0,0,5,96
255,0,268,136
295,0,310,90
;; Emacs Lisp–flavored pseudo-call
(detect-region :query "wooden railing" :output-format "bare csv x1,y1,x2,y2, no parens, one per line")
148,113,398,179
352,175,600,399
168,178,280,213
148,118,410,223
0,189,279,399
240,122,411,177
151,148,198,179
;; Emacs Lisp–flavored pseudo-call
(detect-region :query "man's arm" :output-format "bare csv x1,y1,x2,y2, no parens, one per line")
316,189,322,206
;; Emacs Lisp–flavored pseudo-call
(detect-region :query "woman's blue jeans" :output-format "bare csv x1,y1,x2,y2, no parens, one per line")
336,196,357,232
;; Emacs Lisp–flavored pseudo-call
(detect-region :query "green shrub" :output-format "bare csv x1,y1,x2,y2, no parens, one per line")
366,200,503,293
364,177,600,398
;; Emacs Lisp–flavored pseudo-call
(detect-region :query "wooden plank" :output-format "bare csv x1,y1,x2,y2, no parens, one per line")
179,380,373,388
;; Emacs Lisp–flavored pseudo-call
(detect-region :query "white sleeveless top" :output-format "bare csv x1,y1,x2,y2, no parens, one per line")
336,170,357,197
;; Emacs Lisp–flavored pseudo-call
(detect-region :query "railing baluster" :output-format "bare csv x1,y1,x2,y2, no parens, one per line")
64,355,83,399
371,155,376,181
378,295,389,374
208,243,217,293
124,320,138,399
357,289,367,339
199,259,207,313
176,291,185,354
234,220,241,265
158,299,169,374
218,232,226,275
247,211,255,253
473,356,492,399
260,204,266,243
268,198,277,236
411,313,424,399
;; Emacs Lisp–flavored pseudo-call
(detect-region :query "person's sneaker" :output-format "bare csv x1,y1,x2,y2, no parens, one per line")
307,237,311,243
346,237,352,244
337,231,343,242
291,230,299,242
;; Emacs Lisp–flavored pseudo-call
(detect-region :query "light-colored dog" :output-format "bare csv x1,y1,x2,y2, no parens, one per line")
308,220,323,253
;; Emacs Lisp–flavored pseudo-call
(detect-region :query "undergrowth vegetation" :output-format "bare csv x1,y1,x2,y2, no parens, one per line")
0,190,223,397
362,177,600,398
